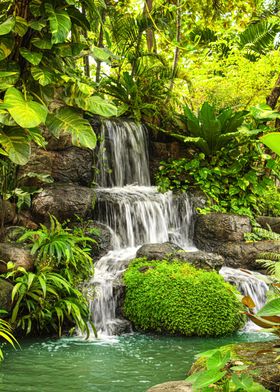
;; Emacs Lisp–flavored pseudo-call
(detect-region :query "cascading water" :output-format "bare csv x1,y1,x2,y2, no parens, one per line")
90,119,194,335
220,266,269,331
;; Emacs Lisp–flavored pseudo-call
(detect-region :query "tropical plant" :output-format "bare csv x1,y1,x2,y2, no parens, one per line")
156,141,279,217
4,265,93,337
186,347,269,391
261,132,280,156
18,215,96,284
242,295,280,336
123,258,244,337
0,0,119,167
171,102,253,157
0,311,18,361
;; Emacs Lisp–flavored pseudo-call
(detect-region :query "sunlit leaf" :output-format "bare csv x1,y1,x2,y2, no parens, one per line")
46,108,96,149
19,48,43,65
0,16,15,35
260,133,280,156
45,3,71,44
0,128,31,165
4,87,48,128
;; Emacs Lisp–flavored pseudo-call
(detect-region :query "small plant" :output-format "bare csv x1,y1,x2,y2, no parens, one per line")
123,258,244,337
18,215,96,284
4,265,93,337
244,226,280,242
186,347,269,391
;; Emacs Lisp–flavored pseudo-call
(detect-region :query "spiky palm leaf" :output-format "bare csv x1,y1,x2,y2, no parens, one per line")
239,20,280,56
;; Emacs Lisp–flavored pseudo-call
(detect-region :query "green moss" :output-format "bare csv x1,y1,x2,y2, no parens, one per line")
123,258,244,337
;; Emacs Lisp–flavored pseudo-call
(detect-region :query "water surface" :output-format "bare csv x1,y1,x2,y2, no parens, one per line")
0,332,274,392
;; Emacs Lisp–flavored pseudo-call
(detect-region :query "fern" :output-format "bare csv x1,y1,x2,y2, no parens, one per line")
239,21,280,56
256,252,280,281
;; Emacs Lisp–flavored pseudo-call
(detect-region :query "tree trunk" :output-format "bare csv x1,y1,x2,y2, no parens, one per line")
168,0,181,97
144,0,156,53
266,73,280,109
96,10,106,83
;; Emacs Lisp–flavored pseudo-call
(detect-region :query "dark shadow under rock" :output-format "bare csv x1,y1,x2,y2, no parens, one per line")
0,279,13,313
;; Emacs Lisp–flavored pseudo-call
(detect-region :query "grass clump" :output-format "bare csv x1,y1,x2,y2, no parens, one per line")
123,258,244,337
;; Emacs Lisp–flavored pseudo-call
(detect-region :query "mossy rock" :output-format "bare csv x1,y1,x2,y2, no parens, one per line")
189,340,280,391
123,258,244,337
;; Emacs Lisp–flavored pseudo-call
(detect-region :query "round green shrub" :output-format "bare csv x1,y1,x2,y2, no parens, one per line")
123,258,244,337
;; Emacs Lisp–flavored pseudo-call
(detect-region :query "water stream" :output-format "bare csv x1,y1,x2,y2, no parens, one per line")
90,119,269,336
91,120,194,335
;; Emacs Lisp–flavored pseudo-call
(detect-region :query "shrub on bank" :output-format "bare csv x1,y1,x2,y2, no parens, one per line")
123,258,244,337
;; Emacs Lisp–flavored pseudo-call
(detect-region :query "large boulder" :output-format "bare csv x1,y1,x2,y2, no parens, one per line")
0,243,34,273
257,216,280,234
194,213,252,246
146,381,193,392
136,243,224,271
189,340,280,392
32,184,95,222
0,279,13,313
18,147,93,187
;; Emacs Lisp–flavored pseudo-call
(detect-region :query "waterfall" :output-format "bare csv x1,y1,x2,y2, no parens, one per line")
90,119,194,336
220,266,269,331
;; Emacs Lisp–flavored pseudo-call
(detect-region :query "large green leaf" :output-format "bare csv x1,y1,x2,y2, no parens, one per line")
257,298,280,317
46,108,96,149
0,61,20,91
0,35,14,61
31,37,53,50
19,48,43,65
0,17,15,36
260,133,280,156
4,87,48,128
0,128,31,165
75,96,118,117
14,16,28,37
67,6,90,30
31,66,55,86
191,369,226,389
45,3,72,44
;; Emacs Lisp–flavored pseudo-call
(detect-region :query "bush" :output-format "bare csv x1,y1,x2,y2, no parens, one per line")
123,259,244,337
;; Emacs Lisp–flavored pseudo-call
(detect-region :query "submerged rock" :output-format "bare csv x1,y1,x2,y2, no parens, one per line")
146,381,193,392
0,243,34,273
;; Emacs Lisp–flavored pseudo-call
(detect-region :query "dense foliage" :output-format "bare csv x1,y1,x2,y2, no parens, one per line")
1,216,96,337
123,258,244,337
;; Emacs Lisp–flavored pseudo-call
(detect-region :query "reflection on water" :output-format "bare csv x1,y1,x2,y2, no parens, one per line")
0,332,274,392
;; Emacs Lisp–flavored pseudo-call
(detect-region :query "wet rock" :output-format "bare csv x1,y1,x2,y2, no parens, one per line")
136,242,183,260
207,240,280,270
0,243,34,273
146,381,193,392
194,213,252,246
0,279,13,313
257,216,280,234
173,251,224,271
77,221,112,260
189,340,280,392
32,184,95,223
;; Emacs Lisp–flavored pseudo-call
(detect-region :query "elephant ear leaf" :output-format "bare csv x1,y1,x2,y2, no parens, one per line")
45,3,71,44
46,108,96,149
0,128,31,165
260,133,280,156
4,87,48,128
